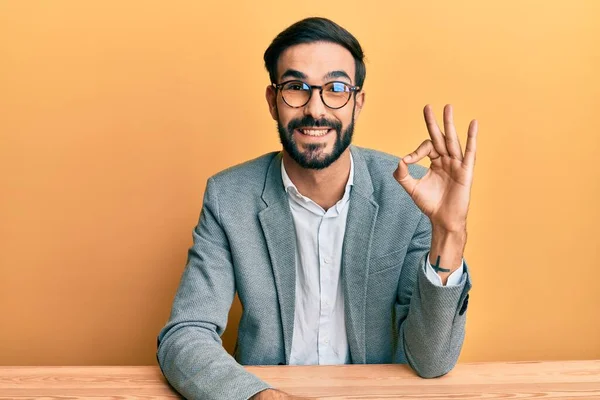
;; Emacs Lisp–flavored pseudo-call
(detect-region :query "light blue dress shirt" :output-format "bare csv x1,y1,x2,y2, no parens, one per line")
281,154,465,365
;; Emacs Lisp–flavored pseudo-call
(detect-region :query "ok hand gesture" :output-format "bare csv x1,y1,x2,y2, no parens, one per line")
393,104,478,234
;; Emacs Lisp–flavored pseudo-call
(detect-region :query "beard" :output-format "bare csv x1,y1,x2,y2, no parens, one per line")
277,109,355,170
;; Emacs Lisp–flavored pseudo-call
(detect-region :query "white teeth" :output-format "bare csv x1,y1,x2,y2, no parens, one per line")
300,129,329,137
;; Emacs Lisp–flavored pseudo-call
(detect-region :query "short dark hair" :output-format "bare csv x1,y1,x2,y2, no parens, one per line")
263,17,366,87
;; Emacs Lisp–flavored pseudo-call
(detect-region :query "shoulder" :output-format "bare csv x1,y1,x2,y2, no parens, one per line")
351,146,427,225
207,151,279,194
352,145,428,182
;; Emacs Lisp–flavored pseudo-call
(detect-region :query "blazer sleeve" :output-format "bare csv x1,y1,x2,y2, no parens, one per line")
393,213,472,378
156,177,271,400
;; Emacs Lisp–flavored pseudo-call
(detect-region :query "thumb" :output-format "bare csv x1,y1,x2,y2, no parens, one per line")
393,157,417,195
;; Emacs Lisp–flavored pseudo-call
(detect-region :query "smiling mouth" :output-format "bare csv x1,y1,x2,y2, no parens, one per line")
296,128,332,137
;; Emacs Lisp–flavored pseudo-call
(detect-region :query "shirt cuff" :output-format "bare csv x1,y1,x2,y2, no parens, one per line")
424,252,466,287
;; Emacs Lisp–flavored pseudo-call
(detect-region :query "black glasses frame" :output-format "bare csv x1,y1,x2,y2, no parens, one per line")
272,80,361,110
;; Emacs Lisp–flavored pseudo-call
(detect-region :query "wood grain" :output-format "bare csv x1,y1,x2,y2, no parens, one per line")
0,361,598,399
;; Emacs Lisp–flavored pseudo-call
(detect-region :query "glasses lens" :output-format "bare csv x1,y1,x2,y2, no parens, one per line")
281,81,310,107
322,82,351,108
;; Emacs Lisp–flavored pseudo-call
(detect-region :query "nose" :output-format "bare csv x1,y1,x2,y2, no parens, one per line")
303,88,327,119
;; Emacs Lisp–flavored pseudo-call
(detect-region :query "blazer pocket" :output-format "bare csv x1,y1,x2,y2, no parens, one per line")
368,244,409,276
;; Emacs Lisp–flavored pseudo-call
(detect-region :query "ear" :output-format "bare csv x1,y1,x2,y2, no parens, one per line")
265,85,278,121
353,90,366,121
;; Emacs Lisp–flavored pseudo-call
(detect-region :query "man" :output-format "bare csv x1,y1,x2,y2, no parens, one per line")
157,17,477,400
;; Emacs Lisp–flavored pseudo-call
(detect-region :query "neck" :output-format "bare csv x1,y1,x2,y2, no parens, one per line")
282,149,351,210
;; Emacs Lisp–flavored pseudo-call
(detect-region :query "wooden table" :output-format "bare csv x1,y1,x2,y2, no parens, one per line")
1,361,599,399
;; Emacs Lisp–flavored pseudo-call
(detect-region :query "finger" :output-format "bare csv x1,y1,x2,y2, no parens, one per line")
395,140,439,194
423,104,449,156
402,139,441,165
463,119,478,168
394,156,419,195
443,104,463,161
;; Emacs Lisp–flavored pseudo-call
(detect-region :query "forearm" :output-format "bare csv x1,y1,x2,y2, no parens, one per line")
398,259,469,378
158,325,271,400
395,214,471,378
429,226,467,285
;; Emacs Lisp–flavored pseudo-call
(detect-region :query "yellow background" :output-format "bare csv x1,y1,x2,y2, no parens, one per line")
1,0,599,366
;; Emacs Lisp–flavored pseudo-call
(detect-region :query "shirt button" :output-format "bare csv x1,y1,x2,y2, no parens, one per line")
324,339,329,344
324,300,329,307
324,257,332,264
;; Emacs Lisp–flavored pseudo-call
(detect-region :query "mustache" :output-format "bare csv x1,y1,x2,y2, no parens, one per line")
287,116,342,132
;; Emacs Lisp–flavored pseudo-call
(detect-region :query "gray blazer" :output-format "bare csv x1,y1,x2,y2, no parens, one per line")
157,145,472,400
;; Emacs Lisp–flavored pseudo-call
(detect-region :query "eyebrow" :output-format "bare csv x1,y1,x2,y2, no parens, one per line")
279,69,353,84
280,69,307,81
323,70,352,83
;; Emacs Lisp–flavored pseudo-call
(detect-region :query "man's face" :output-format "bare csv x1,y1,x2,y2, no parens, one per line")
266,41,365,169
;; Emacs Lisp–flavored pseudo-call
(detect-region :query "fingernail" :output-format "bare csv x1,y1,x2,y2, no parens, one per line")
403,155,411,162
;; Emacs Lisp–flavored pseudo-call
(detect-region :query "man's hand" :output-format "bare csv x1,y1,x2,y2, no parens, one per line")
393,104,477,280
393,104,477,233
251,388,310,399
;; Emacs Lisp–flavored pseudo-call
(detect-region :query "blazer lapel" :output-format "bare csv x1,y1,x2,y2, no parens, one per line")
258,152,297,364
342,146,379,364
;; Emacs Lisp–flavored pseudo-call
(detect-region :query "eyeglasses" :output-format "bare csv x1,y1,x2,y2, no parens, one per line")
272,80,361,110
